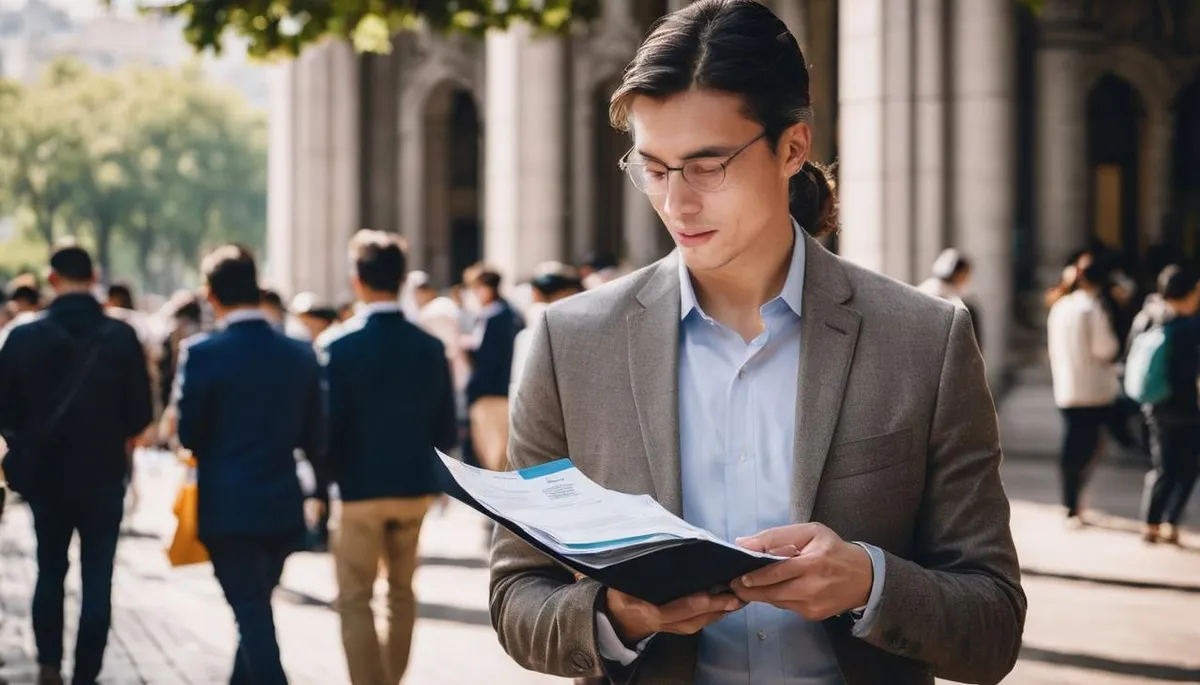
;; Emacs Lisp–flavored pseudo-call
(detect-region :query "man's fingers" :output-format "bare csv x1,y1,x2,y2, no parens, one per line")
736,555,816,590
658,592,742,624
735,523,823,555
661,609,739,636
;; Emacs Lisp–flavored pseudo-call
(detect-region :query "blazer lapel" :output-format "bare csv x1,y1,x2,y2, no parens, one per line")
792,236,862,523
627,254,684,515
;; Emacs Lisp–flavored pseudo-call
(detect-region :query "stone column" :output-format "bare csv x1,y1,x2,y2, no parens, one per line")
485,24,567,284
265,60,296,294
666,0,691,12
772,0,809,53
1036,0,1092,289
952,0,1015,380
837,0,915,282
914,0,947,278
326,41,361,305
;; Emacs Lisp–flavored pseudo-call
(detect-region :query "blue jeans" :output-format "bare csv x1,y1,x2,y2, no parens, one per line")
201,533,300,685
29,487,125,685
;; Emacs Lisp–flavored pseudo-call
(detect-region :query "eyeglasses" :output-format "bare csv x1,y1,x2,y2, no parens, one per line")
618,132,767,196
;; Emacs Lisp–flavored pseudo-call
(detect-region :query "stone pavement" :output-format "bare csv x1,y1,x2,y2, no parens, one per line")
1,451,1198,685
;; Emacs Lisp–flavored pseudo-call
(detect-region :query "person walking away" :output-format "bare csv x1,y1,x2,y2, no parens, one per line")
917,248,982,350
0,245,153,685
462,267,523,471
1126,265,1200,544
172,245,328,685
317,231,458,685
1047,262,1121,526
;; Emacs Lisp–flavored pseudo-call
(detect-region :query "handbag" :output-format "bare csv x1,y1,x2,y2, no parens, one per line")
3,320,116,496
166,454,209,566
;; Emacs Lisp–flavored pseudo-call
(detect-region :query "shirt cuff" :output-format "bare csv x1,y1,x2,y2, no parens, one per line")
595,611,654,667
849,541,887,638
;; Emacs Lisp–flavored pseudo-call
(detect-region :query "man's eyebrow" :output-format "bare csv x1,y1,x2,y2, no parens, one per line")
635,145,739,163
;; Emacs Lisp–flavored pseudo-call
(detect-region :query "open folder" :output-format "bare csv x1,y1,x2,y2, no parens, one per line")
437,450,782,605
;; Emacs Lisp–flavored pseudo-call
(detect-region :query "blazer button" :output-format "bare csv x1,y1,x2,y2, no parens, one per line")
571,650,594,673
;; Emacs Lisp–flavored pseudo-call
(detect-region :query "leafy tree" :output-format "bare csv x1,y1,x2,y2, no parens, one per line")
0,64,90,254
111,0,600,57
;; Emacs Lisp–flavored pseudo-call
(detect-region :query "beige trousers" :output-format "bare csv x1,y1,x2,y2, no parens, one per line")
334,496,433,685
469,396,510,471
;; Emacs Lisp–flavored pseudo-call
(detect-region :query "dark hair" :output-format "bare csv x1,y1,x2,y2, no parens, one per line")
49,245,94,282
9,283,39,307
349,229,407,294
260,288,285,311
107,282,134,309
609,0,837,236
1078,263,1108,289
202,244,261,307
1159,264,1200,301
472,268,502,294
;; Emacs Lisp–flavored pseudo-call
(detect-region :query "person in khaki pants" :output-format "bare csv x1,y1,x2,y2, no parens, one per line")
462,266,523,471
318,231,459,684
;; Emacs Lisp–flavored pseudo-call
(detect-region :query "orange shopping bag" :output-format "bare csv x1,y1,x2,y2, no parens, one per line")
166,457,209,567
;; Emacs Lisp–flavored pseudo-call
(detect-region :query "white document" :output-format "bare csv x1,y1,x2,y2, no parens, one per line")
438,451,779,566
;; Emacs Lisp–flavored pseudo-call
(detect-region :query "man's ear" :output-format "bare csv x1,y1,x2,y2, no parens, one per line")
780,122,812,178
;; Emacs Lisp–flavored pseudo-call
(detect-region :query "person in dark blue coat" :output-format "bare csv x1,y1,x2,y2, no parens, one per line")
463,267,523,471
173,245,327,685
317,230,457,685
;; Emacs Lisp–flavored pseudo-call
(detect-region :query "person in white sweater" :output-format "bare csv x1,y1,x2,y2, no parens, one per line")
1047,262,1120,525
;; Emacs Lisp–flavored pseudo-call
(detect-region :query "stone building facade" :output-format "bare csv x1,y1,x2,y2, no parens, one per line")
266,0,1200,384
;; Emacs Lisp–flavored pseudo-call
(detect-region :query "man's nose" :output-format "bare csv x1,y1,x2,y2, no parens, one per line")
662,171,701,219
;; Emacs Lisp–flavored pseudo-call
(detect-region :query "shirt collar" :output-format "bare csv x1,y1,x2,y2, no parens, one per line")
222,309,268,327
356,300,403,318
678,217,806,321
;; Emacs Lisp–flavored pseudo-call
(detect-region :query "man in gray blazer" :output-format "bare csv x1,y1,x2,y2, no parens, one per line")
489,2,1024,684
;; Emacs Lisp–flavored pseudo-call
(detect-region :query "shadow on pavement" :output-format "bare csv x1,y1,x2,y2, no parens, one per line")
1020,645,1200,682
1021,568,1200,594
276,587,492,627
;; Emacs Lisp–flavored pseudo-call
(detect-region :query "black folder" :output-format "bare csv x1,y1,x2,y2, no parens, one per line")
441,465,777,606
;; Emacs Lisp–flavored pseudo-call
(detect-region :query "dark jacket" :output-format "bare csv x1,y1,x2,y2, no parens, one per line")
318,310,457,501
1128,298,1200,424
0,293,153,498
466,300,524,403
174,316,327,538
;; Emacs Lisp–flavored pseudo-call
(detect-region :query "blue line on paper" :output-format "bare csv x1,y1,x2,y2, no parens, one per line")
517,459,574,480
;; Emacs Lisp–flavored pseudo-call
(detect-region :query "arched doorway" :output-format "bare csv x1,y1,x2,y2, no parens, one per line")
423,85,482,287
1172,79,1200,263
1086,74,1145,275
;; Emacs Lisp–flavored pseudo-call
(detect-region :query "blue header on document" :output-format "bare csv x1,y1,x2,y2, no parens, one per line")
517,458,574,480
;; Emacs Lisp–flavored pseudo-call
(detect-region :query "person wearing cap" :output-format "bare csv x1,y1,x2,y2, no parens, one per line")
510,263,583,393
289,292,340,343
918,248,981,350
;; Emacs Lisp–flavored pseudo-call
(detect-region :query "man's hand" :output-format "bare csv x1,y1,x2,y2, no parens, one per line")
731,523,873,621
304,498,327,529
605,588,745,644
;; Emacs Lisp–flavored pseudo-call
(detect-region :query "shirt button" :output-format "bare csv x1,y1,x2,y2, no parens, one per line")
737,368,746,379
739,453,748,463
757,630,767,641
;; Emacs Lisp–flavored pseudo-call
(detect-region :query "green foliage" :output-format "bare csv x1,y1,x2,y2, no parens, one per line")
107,0,601,57
0,58,266,293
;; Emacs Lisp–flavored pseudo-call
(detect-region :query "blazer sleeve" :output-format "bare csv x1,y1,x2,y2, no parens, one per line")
435,352,458,453
319,341,349,487
488,311,609,681
300,348,329,502
854,306,1026,685
121,326,154,441
174,340,208,456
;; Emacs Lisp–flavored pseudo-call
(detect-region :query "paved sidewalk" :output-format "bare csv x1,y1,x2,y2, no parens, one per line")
1,453,1198,684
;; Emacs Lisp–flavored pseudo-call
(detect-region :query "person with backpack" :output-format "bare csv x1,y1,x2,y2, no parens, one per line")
1125,265,1200,544
0,245,153,685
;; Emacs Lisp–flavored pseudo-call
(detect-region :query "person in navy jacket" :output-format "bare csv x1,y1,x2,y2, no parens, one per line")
317,230,457,685
173,244,327,685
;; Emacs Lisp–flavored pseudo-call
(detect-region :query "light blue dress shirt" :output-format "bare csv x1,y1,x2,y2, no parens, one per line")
676,222,884,685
